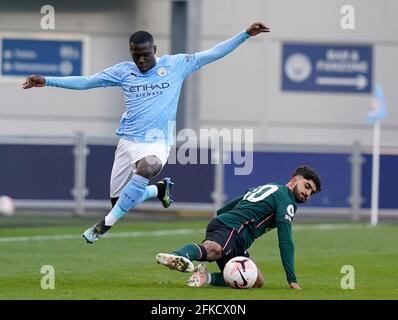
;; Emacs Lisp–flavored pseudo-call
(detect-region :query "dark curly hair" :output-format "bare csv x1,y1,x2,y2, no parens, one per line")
292,165,322,193
129,31,154,46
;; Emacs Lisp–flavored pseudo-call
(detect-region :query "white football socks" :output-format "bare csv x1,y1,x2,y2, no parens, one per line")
104,210,119,226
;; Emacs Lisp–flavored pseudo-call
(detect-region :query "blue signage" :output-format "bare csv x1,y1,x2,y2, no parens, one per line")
282,43,372,93
1,38,83,77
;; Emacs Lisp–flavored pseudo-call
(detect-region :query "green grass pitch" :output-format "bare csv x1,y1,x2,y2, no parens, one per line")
0,215,397,300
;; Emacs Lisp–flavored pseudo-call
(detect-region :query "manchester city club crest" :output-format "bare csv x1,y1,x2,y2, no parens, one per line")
157,67,168,77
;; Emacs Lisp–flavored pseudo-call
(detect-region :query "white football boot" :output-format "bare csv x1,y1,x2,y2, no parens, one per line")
155,253,195,272
187,263,209,287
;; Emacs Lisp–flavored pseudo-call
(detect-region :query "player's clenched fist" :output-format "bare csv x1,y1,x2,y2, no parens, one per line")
246,22,270,36
22,75,46,89
290,282,302,290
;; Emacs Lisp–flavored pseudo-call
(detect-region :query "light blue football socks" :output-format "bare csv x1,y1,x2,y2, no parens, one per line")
104,174,157,226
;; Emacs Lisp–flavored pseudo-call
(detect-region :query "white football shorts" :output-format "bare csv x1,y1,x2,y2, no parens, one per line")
110,138,171,198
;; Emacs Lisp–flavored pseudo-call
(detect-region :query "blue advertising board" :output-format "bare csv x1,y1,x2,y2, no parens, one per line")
1,37,83,77
224,151,351,208
282,43,372,93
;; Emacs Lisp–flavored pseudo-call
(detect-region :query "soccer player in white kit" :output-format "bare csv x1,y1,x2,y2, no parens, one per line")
23,22,270,244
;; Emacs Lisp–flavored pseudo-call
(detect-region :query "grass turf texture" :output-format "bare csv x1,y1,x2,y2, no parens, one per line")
0,216,397,300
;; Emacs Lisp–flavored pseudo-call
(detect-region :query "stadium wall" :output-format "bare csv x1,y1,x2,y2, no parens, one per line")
198,0,398,147
1,135,397,218
0,0,171,138
0,0,396,148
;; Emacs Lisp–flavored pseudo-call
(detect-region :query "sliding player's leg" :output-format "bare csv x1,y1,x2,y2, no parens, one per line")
190,252,265,288
186,219,251,287
156,218,227,273
188,263,264,288
155,253,195,273
187,253,230,288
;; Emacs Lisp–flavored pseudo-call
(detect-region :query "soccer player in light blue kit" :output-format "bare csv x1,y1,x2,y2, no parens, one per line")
23,22,270,244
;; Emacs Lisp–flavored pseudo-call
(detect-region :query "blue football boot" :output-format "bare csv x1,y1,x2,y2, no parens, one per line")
82,219,109,244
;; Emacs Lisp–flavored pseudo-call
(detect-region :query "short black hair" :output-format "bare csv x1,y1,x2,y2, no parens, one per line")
292,165,322,193
129,31,154,45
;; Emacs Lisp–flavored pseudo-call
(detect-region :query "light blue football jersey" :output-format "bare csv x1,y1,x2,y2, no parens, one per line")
45,30,250,145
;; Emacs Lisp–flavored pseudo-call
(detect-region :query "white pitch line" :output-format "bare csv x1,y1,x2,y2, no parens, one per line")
0,228,204,243
294,223,369,231
0,224,368,243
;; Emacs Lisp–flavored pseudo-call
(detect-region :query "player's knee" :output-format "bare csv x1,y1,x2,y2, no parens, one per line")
202,241,222,261
136,162,162,179
207,249,222,261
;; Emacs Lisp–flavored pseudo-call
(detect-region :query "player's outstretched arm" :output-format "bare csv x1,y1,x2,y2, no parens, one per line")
22,75,105,90
23,75,45,89
193,22,270,68
23,63,123,90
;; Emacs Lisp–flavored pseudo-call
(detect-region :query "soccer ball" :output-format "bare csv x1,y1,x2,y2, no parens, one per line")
223,256,258,289
0,196,15,216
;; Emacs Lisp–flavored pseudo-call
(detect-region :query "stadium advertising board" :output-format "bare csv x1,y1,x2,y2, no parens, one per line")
282,43,372,93
1,35,86,78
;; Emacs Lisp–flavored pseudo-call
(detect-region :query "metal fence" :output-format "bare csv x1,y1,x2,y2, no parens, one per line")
1,132,397,220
